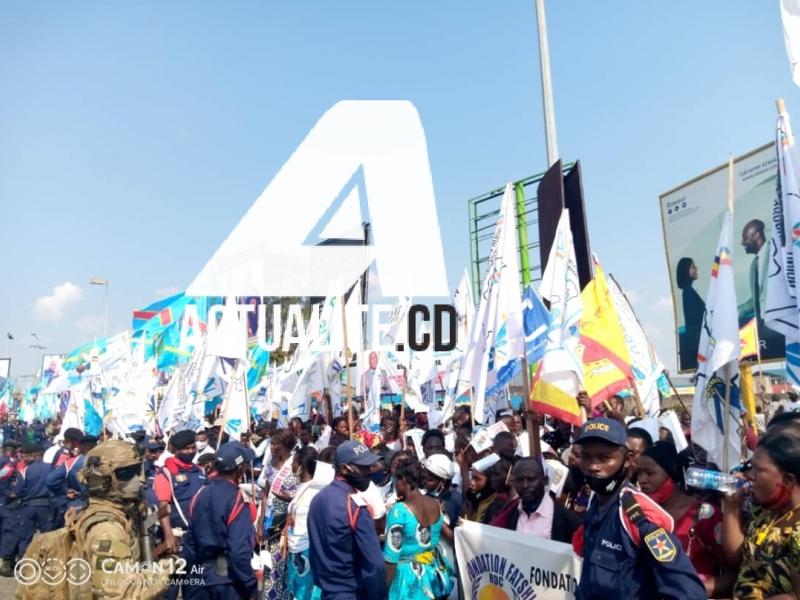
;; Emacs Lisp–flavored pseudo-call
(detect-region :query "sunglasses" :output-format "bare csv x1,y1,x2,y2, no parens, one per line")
114,464,142,482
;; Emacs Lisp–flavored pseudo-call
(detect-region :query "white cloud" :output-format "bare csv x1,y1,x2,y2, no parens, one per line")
655,295,674,311
34,282,82,321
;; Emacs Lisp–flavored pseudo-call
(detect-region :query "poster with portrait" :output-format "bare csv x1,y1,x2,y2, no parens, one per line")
659,143,780,372
40,354,63,387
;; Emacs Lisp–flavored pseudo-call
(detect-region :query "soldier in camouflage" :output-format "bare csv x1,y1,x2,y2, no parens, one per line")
70,439,176,599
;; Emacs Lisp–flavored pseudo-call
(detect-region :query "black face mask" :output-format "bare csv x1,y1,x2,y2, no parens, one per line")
371,470,390,487
584,464,627,495
345,472,372,492
176,452,196,465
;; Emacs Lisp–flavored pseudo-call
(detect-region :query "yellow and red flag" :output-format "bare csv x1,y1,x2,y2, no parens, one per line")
579,256,633,407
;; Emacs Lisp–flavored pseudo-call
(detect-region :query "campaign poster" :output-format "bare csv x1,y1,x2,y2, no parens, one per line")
659,143,779,372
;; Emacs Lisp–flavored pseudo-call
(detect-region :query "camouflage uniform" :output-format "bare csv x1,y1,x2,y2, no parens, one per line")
68,440,174,599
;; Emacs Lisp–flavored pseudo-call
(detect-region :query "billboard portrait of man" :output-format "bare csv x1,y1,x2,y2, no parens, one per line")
360,350,390,399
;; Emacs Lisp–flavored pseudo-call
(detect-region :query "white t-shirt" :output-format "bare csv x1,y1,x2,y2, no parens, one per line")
43,444,62,465
287,480,325,553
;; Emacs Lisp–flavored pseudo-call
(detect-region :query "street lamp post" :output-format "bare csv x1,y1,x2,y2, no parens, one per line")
90,278,109,338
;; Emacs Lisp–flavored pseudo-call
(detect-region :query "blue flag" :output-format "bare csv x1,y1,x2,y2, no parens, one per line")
522,284,550,366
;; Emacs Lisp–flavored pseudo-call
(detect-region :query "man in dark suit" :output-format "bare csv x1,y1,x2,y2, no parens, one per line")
490,457,581,543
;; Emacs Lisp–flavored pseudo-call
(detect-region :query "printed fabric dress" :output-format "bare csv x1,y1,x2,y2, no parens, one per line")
733,506,800,599
260,457,297,600
384,502,454,600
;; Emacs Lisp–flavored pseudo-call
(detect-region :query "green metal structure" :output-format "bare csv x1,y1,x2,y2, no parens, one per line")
467,163,574,301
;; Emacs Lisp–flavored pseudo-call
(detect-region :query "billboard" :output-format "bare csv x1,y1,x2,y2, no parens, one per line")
0,358,9,391
660,142,779,372
40,354,63,387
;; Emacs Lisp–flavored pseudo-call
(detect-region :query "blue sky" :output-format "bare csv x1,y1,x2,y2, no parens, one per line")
2,1,798,378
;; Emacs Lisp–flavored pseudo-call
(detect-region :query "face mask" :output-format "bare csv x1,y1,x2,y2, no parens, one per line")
370,470,388,486
647,477,675,504
344,468,372,492
757,480,793,511
177,452,196,464
118,476,142,500
196,441,208,452
585,464,627,495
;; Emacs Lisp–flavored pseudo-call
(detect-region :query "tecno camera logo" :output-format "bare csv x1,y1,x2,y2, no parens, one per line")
14,557,92,587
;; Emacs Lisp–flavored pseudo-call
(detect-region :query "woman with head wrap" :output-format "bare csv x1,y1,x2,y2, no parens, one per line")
637,441,732,598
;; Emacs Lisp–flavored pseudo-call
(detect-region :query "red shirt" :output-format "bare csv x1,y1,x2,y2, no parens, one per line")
673,500,725,578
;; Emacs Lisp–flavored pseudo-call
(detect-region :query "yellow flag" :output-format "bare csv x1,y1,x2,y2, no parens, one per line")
580,257,632,406
740,364,757,428
739,318,758,360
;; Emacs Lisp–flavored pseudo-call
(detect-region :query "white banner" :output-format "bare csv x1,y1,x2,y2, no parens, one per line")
455,520,581,600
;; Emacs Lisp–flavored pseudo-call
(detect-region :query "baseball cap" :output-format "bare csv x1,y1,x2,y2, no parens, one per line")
2,440,20,449
215,443,246,471
423,454,455,480
144,440,165,452
335,440,379,467
575,417,628,447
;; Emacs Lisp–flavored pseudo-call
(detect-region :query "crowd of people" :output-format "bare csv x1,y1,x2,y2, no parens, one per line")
0,391,798,599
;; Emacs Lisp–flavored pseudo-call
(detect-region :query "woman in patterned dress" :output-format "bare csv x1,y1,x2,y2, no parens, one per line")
384,460,454,600
256,429,298,600
722,430,800,599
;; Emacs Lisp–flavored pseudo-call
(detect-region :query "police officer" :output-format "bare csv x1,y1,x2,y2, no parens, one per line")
154,429,206,600
0,440,20,576
574,417,706,600
308,440,386,600
46,434,98,524
182,443,257,599
49,427,83,467
17,442,53,555
153,429,206,553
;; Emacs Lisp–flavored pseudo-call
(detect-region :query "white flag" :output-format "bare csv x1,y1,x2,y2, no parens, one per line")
453,269,475,352
534,209,584,410
691,210,742,469
222,360,250,438
460,183,525,423
607,274,664,417
766,107,800,386
782,0,800,87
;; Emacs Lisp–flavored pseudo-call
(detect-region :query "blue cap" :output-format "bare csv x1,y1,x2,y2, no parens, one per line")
335,440,380,467
216,443,246,471
144,440,165,451
575,417,628,447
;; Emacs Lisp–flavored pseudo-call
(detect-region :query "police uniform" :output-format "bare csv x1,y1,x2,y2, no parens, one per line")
17,443,54,555
574,418,706,600
182,443,257,599
0,442,20,575
154,430,206,600
307,441,386,600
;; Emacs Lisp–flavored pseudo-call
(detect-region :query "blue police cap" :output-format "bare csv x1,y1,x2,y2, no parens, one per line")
335,440,379,468
216,443,246,471
575,417,628,447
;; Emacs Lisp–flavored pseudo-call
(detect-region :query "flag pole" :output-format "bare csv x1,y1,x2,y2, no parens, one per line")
400,366,407,435
342,296,354,440
722,154,735,472
630,384,646,418
216,359,239,451
522,358,542,460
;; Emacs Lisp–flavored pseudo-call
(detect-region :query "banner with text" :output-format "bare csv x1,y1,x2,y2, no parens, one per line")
455,520,581,600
